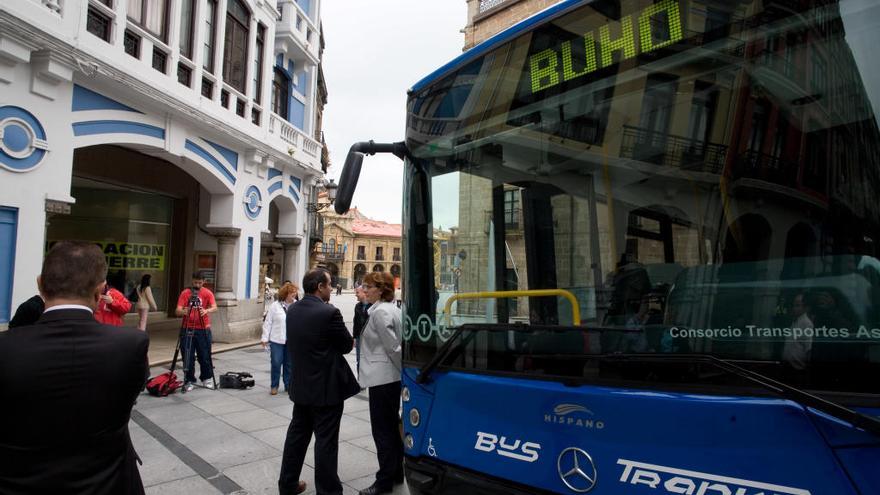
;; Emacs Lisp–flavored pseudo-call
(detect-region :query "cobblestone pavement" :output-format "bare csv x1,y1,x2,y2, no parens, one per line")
131,292,409,495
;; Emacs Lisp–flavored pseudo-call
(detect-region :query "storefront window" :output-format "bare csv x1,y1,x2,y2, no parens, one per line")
46,180,174,311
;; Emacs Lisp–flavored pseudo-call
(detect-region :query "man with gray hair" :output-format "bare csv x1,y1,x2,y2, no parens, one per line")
0,241,149,494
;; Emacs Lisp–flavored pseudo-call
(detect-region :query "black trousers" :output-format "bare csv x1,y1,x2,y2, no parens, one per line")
278,402,344,495
369,381,403,489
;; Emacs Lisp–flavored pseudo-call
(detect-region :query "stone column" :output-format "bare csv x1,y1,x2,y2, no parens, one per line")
207,226,241,307
277,234,303,285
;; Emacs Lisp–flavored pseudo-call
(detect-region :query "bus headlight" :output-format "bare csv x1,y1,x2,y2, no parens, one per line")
409,408,420,427
401,386,410,402
404,433,415,450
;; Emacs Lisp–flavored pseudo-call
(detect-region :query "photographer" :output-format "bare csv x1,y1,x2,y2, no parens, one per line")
175,271,217,391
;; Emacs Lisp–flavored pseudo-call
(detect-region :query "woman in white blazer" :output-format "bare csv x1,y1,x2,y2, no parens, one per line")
261,282,298,395
358,271,403,495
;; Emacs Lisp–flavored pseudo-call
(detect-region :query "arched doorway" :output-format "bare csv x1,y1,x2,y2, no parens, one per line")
722,214,772,264
373,264,385,272
390,264,400,278
353,263,366,286
782,222,818,280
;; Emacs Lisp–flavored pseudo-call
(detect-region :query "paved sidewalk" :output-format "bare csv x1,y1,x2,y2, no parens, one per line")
131,343,409,495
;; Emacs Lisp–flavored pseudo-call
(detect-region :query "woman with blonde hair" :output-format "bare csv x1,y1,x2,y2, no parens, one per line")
358,271,403,495
261,282,298,395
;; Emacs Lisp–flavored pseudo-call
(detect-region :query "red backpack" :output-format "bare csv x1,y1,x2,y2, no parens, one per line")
146,371,183,397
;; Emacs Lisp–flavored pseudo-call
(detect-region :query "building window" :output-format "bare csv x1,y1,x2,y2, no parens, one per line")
222,0,250,93
177,64,192,86
203,0,217,72
236,98,246,117
127,0,169,41
220,89,230,108
376,246,384,260
393,247,400,261
86,6,112,42
272,68,289,117
253,24,265,103
251,108,261,126
504,189,519,228
124,29,141,57
179,0,195,59
357,245,366,260
201,77,214,98
152,47,167,73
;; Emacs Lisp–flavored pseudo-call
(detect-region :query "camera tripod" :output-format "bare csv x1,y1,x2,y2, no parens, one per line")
171,289,217,392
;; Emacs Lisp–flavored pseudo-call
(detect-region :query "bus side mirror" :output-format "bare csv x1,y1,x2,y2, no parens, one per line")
334,151,364,214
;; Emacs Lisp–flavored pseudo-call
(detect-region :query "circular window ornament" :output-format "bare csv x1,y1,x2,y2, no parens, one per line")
243,185,263,220
0,106,49,172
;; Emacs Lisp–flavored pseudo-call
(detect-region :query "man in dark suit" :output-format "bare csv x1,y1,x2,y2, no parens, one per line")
0,241,149,494
279,268,359,495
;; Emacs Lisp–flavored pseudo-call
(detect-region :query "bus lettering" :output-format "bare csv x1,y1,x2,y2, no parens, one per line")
474,431,541,462
617,459,812,495
528,0,683,93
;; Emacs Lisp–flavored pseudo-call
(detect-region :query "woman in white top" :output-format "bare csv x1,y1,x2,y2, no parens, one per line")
359,271,404,493
135,274,158,331
262,282,298,395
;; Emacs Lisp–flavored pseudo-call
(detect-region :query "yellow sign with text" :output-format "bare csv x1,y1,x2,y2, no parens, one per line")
96,241,166,270
529,0,683,93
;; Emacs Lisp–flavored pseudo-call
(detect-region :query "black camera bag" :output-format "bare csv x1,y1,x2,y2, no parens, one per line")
219,371,255,389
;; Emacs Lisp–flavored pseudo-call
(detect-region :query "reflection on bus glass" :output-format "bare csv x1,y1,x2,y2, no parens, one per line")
404,0,880,395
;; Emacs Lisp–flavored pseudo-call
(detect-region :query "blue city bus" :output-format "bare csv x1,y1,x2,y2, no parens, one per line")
335,0,880,493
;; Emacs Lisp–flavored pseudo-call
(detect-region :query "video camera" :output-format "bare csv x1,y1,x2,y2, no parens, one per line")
187,286,202,307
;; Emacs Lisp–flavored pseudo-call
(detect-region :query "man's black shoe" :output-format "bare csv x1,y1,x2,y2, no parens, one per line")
359,482,392,495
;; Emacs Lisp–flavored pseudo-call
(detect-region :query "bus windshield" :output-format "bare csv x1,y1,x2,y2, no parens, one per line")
401,0,880,396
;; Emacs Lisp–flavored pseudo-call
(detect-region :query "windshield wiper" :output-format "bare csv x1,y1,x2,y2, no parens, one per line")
602,353,880,437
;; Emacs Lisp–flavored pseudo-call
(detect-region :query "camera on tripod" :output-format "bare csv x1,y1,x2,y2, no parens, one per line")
188,286,202,307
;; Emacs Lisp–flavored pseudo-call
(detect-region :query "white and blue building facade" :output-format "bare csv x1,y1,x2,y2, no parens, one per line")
0,0,325,340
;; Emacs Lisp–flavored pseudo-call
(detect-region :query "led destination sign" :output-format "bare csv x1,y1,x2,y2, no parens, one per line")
529,0,683,93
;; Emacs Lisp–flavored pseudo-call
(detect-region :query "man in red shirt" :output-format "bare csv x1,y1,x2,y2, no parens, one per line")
175,271,218,391
95,282,131,326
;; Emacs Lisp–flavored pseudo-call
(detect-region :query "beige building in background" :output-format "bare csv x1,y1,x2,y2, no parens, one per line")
316,207,402,289
464,0,558,50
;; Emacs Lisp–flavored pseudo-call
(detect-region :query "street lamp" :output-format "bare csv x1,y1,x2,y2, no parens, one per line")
306,178,338,213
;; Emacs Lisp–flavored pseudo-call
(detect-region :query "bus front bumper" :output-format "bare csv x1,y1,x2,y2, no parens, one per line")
404,456,552,495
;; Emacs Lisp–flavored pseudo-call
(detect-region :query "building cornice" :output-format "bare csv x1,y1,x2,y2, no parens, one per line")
0,11,320,178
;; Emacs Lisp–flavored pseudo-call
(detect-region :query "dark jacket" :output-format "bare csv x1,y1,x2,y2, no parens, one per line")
0,308,149,494
7,295,44,328
353,302,371,340
286,295,359,406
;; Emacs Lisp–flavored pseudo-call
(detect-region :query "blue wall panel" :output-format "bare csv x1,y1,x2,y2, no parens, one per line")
0,208,18,323
246,237,254,299
289,98,305,130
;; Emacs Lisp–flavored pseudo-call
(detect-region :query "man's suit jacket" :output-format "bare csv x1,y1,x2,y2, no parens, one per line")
352,302,370,340
0,308,149,495
286,295,359,406
358,301,402,389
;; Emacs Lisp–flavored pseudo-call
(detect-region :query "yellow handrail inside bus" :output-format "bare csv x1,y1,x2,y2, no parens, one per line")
443,289,581,327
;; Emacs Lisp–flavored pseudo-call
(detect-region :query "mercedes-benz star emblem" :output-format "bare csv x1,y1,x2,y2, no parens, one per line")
557,447,597,493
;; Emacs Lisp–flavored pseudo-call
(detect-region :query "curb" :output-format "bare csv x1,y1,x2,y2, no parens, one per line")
149,339,262,368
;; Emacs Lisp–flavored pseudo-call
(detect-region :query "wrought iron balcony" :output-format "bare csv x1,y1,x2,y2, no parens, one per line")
316,246,345,261
732,150,799,188
620,125,728,173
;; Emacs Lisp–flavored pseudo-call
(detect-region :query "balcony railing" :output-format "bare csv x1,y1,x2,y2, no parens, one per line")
356,253,366,261
392,255,401,262
269,113,320,157
317,246,345,260
375,254,384,261
732,150,799,188
620,125,728,173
